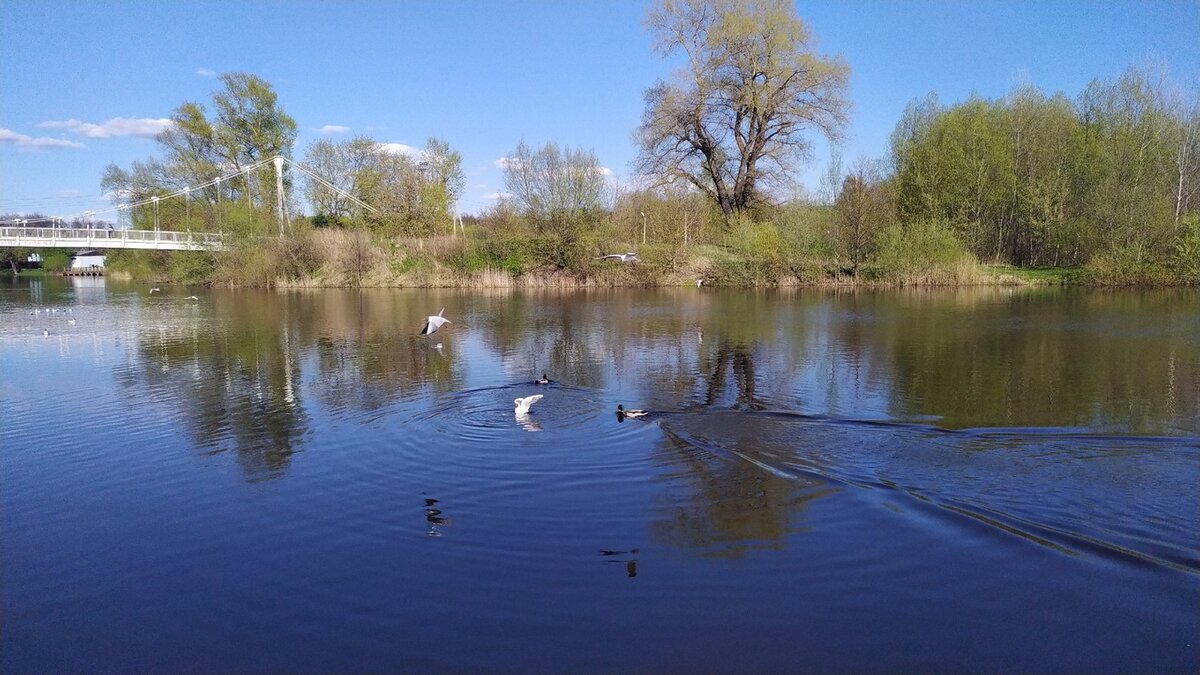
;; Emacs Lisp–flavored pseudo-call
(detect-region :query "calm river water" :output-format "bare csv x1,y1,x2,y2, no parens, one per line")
2,277,1197,672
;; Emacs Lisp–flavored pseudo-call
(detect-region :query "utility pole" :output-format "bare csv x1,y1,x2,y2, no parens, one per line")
274,156,287,235
245,166,253,229
216,176,223,230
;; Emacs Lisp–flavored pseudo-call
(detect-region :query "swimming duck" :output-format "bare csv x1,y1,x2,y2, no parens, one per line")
616,404,649,419
535,373,550,385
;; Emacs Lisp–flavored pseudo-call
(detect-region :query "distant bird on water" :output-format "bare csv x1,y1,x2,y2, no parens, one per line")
535,373,550,385
43,329,49,337
696,278,703,288
514,394,543,415
420,308,451,335
596,252,639,263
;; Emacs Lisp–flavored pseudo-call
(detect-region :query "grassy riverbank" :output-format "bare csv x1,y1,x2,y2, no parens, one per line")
94,219,1195,290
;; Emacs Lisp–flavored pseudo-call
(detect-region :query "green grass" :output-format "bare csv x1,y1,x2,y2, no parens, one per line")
985,265,1083,285
4,268,53,277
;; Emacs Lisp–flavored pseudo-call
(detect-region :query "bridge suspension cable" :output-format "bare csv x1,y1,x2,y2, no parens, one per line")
1,155,378,227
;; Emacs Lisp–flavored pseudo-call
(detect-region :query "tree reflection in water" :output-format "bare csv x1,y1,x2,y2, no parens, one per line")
121,294,308,481
123,289,468,481
120,286,1197,497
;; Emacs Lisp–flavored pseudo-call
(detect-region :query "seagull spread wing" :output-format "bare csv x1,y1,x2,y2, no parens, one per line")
514,394,544,414
421,314,451,335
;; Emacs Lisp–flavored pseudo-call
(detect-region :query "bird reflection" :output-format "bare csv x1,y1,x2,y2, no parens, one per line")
515,411,542,432
424,497,449,537
599,549,641,578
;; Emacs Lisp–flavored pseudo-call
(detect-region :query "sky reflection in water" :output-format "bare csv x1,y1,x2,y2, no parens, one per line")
1,279,1197,672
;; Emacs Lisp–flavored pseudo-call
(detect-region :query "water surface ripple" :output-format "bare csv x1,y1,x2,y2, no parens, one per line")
2,281,1196,673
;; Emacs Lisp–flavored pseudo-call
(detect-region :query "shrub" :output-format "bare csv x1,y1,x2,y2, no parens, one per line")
1083,240,1174,286
867,218,981,284
169,251,216,284
1171,214,1200,284
42,250,71,273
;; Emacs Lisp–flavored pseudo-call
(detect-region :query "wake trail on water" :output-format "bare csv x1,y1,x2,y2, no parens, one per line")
654,408,1200,575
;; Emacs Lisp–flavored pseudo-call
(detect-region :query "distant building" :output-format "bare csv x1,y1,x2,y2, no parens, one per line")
71,250,106,269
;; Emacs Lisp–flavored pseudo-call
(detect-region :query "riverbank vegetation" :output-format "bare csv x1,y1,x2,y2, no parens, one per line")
51,1,1200,288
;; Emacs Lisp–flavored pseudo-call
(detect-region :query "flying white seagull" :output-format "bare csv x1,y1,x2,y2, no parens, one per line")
514,394,543,415
421,308,451,336
596,252,639,263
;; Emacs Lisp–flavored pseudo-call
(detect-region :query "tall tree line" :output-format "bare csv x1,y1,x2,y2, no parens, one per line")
889,65,1200,267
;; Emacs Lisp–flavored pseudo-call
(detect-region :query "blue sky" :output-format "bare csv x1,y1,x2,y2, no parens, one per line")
2,0,1198,220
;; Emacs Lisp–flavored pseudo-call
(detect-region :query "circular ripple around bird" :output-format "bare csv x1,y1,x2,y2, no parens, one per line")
410,383,608,440
374,381,660,485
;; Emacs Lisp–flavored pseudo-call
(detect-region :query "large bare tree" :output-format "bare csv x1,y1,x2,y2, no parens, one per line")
635,0,850,224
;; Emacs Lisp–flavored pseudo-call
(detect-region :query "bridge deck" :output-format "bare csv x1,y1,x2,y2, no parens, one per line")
0,227,225,251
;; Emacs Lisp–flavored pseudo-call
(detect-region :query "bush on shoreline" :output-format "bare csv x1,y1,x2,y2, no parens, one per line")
99,214,1197,290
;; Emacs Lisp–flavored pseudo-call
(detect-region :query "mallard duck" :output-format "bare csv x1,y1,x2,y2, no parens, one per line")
514,394,543,415
616,404,648,419
421,308,451,335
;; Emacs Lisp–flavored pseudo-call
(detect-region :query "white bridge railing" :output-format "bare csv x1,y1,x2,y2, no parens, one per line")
0,227,226,251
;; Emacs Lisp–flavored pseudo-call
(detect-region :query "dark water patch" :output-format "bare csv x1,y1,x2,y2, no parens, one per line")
656,408,1200,575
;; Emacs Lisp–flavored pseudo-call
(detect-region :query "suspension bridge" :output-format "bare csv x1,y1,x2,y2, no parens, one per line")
0,155,377,251
0,226,225,251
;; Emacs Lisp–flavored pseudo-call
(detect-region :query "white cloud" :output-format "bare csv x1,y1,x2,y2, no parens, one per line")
493,157,611,176
483,192,511,200
38,117,173,139
318,125,350,134
0,127,86,150
196,68,217,78
378,142,422,158
101,189,135,201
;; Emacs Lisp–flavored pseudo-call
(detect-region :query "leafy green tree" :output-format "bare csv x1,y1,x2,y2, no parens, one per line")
1077,64,1177,253
103,73,297,233
502,140,608,230
303,136,381,225
890,65,1197,270
1171,88,1200,226
302,136,465,237
834,158,891,269
422,137,466,223
635,0,850,225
